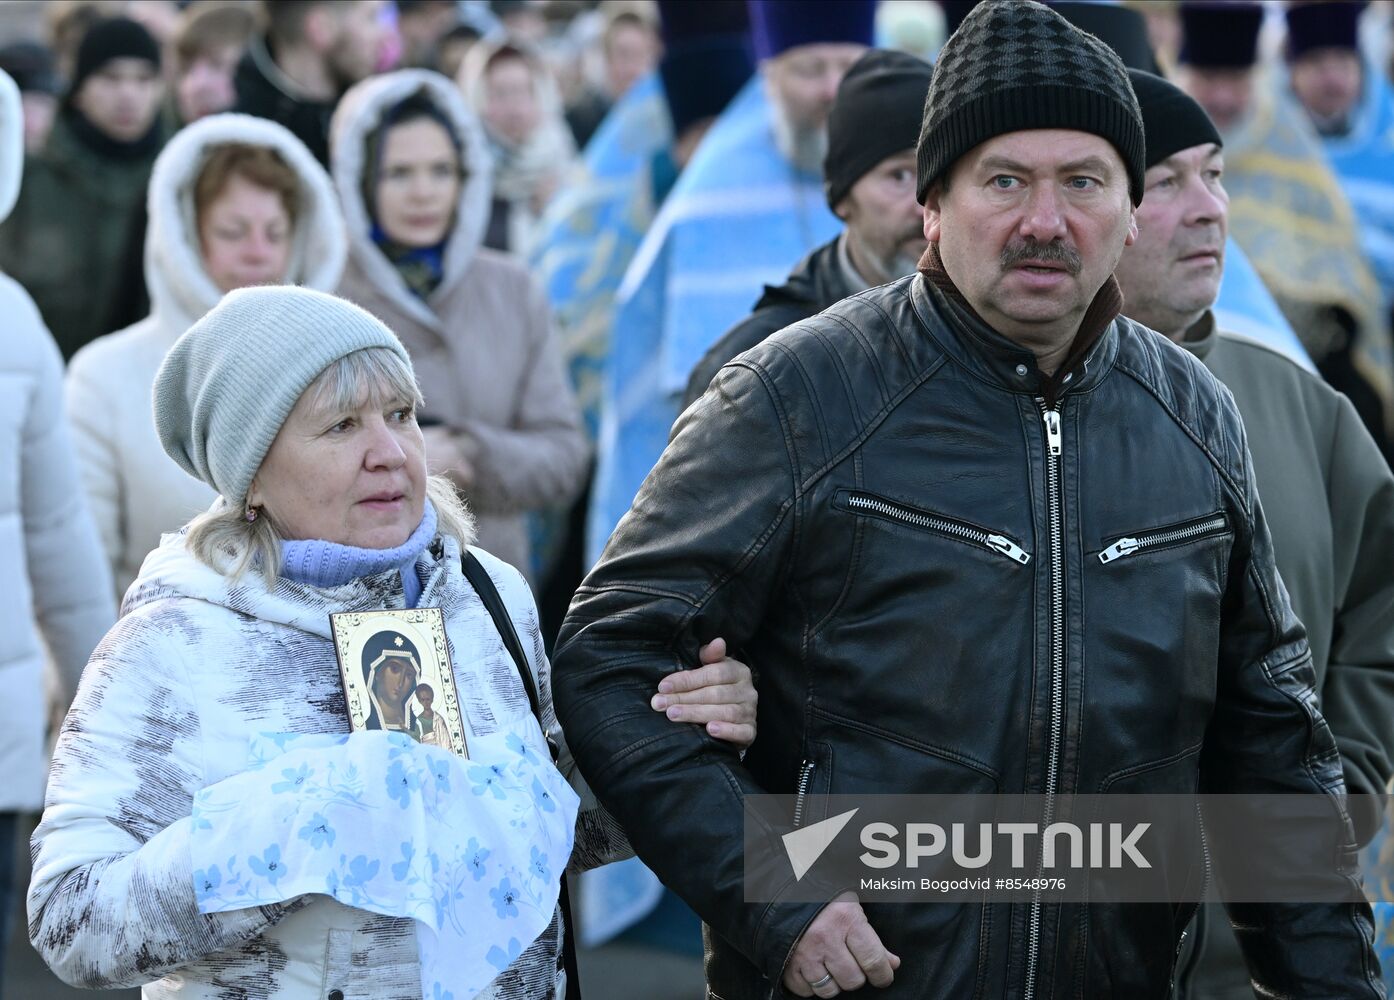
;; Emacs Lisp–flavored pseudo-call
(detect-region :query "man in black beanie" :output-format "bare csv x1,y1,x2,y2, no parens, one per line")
1114,68,1394,1000
0,17,164,359
553,3,1382,998
682,48,931,407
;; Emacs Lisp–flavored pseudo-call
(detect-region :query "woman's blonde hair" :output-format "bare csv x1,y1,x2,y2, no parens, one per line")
186,347,475,585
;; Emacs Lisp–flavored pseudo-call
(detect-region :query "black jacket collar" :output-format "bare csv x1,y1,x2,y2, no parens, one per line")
912,244,1121,405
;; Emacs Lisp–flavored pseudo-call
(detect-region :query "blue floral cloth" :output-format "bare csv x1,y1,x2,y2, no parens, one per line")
191,725,579,1000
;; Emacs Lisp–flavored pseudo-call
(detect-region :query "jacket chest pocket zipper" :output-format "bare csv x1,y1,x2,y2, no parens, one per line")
793,760,816,829
1097,513,1229,564
837,490,1031,565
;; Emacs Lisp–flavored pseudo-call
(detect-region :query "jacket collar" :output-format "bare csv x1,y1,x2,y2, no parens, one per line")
753,234,865,314
911,243,1122,406
1176,310,1217,362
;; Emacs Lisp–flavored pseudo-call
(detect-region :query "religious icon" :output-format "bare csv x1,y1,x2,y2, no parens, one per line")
330,608,468,758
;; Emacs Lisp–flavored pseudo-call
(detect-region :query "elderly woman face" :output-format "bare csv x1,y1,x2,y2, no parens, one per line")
248,375,427,548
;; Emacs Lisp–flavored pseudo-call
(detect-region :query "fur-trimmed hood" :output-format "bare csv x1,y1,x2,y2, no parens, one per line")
0,69,23,222
144,113,346,337
329,70,494,331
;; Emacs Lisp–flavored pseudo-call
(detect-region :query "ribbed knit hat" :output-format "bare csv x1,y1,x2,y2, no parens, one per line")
825,48,933,209
153,286,414,506
916,0,1145,205
69,17,160,100
1128,69,1222,170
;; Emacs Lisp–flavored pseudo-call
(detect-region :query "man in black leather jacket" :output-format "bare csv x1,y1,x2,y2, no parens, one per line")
682,49,932,411
553,3,1384,998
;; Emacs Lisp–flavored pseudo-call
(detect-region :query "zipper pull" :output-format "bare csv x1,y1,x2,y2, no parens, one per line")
1098,538,1141,563
987,534,1031,564
1043,409,1062,457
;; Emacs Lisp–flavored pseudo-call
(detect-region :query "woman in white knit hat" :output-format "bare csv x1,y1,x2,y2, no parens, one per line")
28,285,757,1000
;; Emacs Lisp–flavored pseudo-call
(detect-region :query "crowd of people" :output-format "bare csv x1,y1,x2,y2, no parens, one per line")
2,1,1394,999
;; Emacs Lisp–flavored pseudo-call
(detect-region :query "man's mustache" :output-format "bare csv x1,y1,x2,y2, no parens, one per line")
1000,240,1082,275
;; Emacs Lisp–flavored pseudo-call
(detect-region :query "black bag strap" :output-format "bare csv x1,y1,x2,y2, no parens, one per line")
460,550,544,730
460,550,583,1000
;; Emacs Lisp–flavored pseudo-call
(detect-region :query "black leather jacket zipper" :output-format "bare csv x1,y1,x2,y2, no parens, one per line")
1024,400,1065,1000
839,491,1031,564
1098,514,1229,564
793,760,816,829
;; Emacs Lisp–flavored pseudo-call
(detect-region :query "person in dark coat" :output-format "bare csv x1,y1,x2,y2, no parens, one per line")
232,0,384,165
553,3,1383,997
0,18,164,360
683,48,932,409
1112,68,1394,1000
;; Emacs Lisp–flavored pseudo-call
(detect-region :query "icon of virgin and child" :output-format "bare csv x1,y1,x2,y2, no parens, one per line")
361,629,441,745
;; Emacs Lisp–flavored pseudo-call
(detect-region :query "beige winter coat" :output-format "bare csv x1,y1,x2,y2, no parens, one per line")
330,70,587,579
65,113,347,598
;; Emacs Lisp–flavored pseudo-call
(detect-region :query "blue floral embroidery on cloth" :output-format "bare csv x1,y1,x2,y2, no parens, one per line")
190,725,579,1000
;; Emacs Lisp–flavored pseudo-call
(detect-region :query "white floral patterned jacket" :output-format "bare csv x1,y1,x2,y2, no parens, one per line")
28,528,630,999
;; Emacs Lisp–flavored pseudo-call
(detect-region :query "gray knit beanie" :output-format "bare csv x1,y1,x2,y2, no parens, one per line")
153,285,414,506
916,0,1145,205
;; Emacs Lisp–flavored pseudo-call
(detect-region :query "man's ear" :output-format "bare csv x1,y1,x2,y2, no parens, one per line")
1124,205,1138,247
922,183,943,244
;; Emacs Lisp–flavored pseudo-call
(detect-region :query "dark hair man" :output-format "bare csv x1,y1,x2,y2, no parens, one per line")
232,0,384,164
552,2,1381,997
1113,68,1394,1000
684,48,932,408
170,3,257,125
395,0,459,70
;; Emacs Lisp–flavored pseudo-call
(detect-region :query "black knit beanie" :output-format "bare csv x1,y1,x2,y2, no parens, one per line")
1128,69,1222,170
69,17,160,99
916,0,1145,205
825,49,933,210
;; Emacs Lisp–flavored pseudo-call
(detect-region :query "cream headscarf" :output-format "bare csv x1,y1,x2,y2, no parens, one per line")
458,38,578,253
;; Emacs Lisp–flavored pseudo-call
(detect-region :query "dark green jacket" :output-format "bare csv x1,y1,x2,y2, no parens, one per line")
0,109,159,359
1178,313,1394,999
